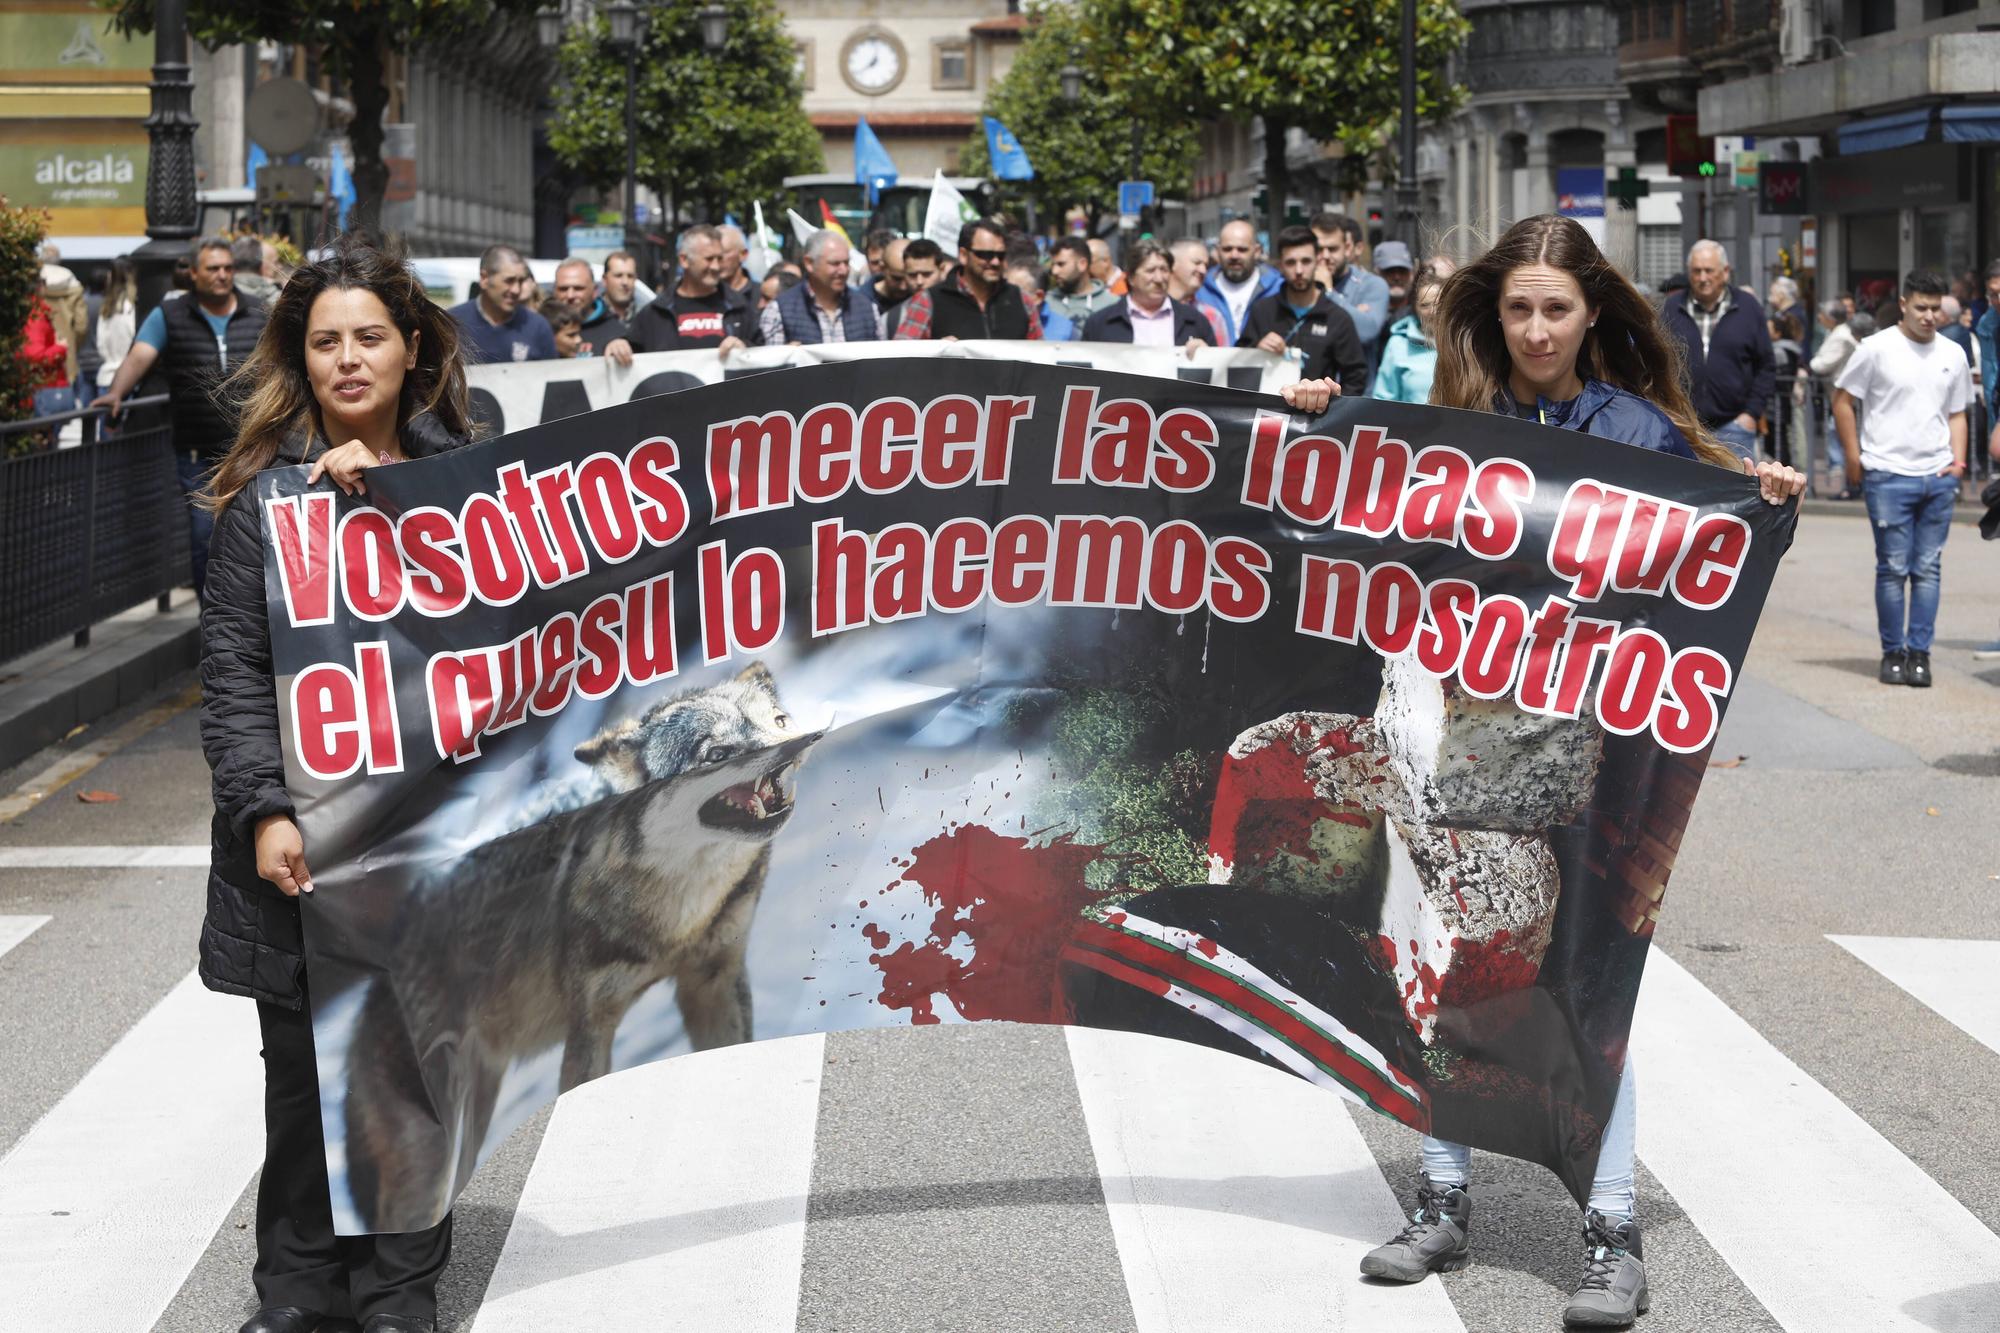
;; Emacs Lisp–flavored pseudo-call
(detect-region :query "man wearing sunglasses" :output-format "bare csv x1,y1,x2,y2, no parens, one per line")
891,218,1043,341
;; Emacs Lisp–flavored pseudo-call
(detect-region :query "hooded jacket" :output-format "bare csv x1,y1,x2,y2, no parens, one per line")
1371,313,1436,405
1503,379,1696,460
1046,279,1118,327
199,411,467,1009
576,296,629,356
1195,264,1283,345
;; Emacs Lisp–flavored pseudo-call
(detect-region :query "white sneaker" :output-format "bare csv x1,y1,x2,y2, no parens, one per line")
1973,640,2000,660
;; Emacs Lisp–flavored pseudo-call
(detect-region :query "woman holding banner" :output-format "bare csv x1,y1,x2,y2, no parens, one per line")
1283,214,1803,1329
197,237,475,1333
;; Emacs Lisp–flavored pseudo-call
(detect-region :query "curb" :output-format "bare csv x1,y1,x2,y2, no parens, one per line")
0,599,201,774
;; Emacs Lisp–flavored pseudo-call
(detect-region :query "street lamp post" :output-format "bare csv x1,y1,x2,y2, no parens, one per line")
1394,0,1422,257
134,0,200,313
605,1,642,247
539,1,729,253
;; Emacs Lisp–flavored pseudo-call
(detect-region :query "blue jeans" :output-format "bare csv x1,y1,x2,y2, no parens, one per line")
1711,420,1759,463
176,454,217,603
1421,1058,1638,1221
1862,470,1957,654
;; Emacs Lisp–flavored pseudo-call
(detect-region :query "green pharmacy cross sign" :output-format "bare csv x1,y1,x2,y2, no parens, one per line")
1606,167,1651,210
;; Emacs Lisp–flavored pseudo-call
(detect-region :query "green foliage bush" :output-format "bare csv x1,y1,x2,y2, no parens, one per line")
0,197,49,430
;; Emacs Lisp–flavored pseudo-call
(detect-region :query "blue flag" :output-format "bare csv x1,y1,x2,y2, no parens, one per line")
984,116,1035,181
328,142,355,230
853,117,899,205
246,140,269,186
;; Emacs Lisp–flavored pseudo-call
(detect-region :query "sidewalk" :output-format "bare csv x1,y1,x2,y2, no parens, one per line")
0,590,200,773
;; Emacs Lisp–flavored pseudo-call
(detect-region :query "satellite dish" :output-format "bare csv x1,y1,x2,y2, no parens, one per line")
246,77,320,156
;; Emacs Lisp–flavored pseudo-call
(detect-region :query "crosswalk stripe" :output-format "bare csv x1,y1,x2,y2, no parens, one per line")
0,970,263,1332
0,915,49,960
1066,1026,1467,1333
1827,936,2000,1059
471,1032,826,1332
0,845,209,869
1633,948,2000,1332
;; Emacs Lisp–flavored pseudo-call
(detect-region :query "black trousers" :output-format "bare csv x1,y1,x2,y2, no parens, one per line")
255,996,452,1323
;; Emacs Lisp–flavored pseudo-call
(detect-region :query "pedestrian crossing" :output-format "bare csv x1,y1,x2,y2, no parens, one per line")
0,859,1996,1332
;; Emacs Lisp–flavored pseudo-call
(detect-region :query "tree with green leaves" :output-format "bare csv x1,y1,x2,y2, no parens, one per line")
106,0,545,237
544,0,819,226
1083,0,1468,244
959,0,1199,235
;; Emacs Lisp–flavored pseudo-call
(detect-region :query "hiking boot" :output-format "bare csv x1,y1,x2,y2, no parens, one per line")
1879,651,1906,685
1359,1179,1471,1282
1905,651,1932,687
1563,1210,1649,1327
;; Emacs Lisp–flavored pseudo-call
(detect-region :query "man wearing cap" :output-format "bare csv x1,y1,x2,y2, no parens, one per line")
1371,241,1416,364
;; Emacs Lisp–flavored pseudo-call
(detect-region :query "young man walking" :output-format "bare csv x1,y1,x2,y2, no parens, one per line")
1834,271,1971,687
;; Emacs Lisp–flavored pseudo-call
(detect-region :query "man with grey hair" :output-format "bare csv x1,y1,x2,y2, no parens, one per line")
448,243,556,363
623,224,753,354
1661,239,1774,460
761,228,880,345
716,223,754,300
553,256,632,360
93,235,269,601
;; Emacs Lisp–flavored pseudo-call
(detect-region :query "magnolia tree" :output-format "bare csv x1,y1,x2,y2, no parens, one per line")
1084,0,1468,244
545,0,819,227
959,0,1199,235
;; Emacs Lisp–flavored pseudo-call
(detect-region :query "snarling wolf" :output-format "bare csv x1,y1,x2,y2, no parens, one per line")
343,662,819,1229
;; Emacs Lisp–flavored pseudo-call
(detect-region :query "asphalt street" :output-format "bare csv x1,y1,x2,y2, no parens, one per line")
0,505,1995,1332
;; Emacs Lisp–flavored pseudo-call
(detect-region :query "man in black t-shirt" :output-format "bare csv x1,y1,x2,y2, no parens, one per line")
614,225,755,357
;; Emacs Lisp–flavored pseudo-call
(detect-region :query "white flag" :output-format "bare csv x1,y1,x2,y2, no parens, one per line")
748,201,782,282
924,170,973,251
787,208,820,248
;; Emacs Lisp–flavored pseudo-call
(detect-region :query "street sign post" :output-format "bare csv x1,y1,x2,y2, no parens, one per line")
1118,180,1154,216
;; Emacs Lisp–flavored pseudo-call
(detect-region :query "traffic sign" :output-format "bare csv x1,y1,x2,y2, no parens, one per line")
1118,180,1154,215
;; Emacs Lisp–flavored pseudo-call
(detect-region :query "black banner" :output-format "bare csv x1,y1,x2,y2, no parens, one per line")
259,360,1792,1233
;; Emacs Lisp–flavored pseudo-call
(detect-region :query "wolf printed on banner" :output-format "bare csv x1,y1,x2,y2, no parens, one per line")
342,663,820,1227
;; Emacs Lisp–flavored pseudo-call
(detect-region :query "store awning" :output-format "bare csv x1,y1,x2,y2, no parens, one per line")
1942,105,2000,143
1837,108,1932,155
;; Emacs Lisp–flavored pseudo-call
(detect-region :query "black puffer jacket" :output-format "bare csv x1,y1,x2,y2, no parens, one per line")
199,412,467,1008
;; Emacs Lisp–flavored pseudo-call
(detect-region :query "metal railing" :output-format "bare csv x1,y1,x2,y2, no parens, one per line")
1756,372,1996,499
0,396,188,663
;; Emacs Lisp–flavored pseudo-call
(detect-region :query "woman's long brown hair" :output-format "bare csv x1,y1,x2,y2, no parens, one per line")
203,235,473,512
1430,215,1737,470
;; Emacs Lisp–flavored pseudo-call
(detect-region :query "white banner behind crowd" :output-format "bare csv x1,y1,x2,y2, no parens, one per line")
463,343,1300,436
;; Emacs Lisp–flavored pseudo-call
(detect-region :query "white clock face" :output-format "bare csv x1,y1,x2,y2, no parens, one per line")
845,35,902,93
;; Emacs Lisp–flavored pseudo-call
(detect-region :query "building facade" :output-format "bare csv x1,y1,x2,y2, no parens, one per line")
1421,0,1695,281
1689,0,1999,314
779,0,1024,183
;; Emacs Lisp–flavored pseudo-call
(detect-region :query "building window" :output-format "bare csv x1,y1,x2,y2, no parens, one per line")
933,38,971,90
793,39,813,90
1857,0,1896,37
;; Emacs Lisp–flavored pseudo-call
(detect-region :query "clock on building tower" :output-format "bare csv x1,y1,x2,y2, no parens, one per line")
841,30,905,95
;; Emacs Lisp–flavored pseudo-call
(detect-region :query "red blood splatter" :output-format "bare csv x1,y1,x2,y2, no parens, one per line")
862,923,890,950
1435,929,1540,1008
1206,720,1372,878
861,825,1109,1025
1193,935,1219,959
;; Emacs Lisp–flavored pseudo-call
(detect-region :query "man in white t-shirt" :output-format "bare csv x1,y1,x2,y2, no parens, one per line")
1834,270,1970,688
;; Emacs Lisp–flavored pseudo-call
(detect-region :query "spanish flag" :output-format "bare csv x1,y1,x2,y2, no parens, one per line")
817,199,851,242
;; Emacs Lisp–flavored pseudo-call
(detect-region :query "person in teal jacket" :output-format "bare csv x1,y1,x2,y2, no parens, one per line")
1371,267,1442,403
